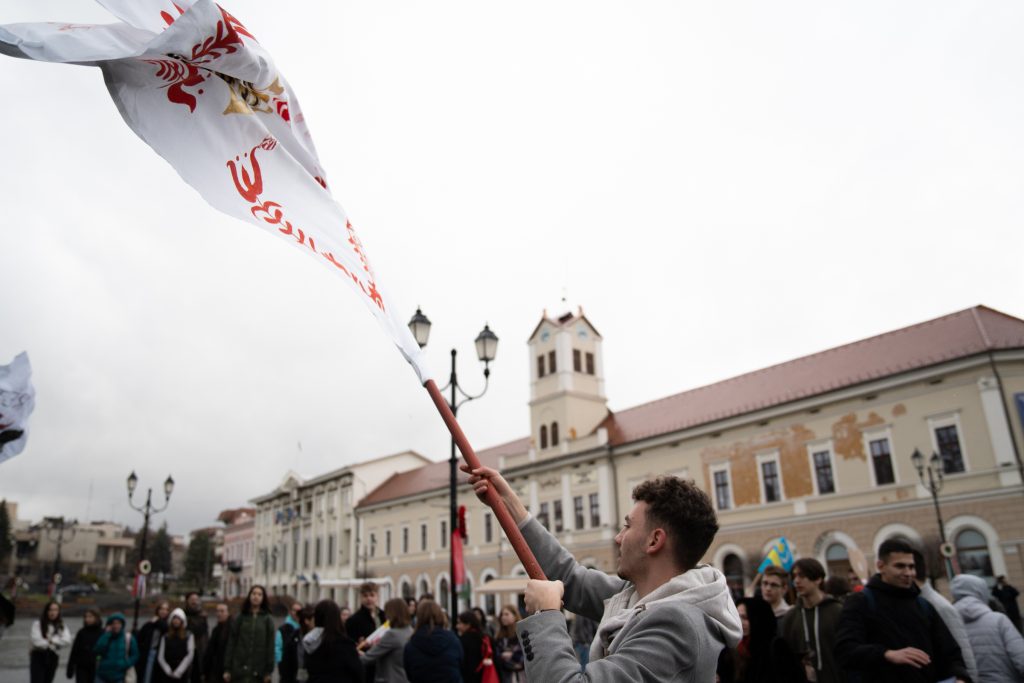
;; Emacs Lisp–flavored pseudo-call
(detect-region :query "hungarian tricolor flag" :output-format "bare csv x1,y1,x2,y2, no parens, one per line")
0,0,430,384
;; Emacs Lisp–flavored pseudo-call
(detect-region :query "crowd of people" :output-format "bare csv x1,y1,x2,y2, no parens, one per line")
715,542,1024,683
9,462,1024,683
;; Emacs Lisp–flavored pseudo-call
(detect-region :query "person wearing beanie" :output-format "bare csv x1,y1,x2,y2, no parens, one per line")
94,612,139,683
951,573,1024,682
154,607,196,682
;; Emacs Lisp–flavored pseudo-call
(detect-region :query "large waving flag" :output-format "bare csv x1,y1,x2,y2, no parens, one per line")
0,0,430,384
757,536,795,573
0,352,35,465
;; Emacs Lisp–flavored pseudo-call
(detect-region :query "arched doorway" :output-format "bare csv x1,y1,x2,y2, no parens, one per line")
723,554,745,601
825,543,851,578
956,529,994,583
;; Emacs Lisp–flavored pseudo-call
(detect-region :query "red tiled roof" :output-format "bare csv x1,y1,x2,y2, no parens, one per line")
357,437,531,508
600,305,1024,445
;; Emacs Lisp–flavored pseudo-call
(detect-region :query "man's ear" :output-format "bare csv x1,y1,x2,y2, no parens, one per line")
875,558,884,572
646,528,668,555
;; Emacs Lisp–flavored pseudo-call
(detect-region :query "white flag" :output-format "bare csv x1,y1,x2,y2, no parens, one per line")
0,352,35,465
0,0,431,384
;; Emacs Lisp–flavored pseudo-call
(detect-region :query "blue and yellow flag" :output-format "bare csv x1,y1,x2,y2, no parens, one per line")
758,537,795,573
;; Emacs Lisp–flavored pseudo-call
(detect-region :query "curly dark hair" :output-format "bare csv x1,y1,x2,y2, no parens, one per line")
632,476,718,571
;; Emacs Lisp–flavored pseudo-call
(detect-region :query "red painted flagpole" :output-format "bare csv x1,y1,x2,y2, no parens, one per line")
423,379,546,581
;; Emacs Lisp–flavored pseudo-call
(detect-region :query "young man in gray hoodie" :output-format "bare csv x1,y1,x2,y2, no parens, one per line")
465,467,742,682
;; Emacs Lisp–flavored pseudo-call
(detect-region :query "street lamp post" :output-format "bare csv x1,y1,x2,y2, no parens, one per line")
911,448,954,581
126,471,174,632
408,307,498,625
44,516,76,599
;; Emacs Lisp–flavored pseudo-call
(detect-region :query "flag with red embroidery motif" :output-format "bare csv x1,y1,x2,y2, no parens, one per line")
0,0,431,383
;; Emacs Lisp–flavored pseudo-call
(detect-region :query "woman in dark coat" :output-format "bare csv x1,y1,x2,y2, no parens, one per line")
224,585,276,683
492,605,524,683
302,600,362,683
135,600,171,683
734,597,802,683
154,608,195,682
66,608,104,683
403,601,462,683
456,611,495,683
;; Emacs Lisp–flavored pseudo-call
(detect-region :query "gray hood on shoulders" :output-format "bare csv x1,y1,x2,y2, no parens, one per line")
591,564,742,660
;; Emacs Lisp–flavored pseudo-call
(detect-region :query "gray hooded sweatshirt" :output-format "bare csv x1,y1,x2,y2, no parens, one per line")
514,515,742,683
951,574,1024,683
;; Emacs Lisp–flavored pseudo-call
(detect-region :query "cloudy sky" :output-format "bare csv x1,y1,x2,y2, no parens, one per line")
1,0,1021,536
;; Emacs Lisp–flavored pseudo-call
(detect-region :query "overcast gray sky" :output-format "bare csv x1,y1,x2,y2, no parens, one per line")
1,1,1022,536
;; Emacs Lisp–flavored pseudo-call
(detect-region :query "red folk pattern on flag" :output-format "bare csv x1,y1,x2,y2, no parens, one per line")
225,137,385,312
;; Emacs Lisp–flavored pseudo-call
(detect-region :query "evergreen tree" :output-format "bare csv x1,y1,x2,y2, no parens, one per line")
150,522,173,574
185,531,213,589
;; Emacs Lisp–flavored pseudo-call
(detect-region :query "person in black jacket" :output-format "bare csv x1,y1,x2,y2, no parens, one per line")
346,582,385,682
733,597,802,683
403,601,462,683
202,603,231,683
66,608,104,683
302,600,362,683
456,611,490,683
136,600,171,683
184,593,208,683
834,538,969,683
277,601,303,683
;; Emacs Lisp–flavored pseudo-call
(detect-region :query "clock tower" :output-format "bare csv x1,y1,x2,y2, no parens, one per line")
527,306,608,457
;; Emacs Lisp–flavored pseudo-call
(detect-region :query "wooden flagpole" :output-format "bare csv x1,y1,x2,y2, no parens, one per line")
424,379,546,581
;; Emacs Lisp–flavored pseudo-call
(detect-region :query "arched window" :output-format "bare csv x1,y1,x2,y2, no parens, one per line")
723,553,745,601
401,580,413,599
418,578,430,598
956,529,993,581
825,543,851,578
551,422,560,446
482,575,496,615
439,577,450,611
540,425,548,449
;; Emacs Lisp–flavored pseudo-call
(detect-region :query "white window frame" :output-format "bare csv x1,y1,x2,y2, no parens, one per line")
927,411,970,475
709,462,734,511
805,439,838,496
862,426,898,487
756,450,785,504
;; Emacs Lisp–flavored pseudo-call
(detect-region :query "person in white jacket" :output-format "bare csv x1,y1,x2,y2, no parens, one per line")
30,600,72,683
154,608,196,682
951,574,1024,683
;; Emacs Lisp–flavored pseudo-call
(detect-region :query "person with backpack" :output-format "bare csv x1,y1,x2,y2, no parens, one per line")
834,539,970,683
94,612,139,683
277,601,303,683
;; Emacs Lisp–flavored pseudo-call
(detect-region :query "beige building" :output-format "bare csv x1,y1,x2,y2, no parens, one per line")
250,451,430,606
351,305,1024,614
220,508,255,598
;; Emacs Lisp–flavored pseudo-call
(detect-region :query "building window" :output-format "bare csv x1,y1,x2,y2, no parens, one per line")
385,530,391,556
440,520,447,548
574,496,585,529
537,355,545,378
759,456,783,503
538,502,550,529
553,500,564,532
956,529,993,580
551,422,560,447
712,468,732,510
585,352,595,375
402,527,409,554
369,533,376,558
327,535,335,566
935,425,966,474
548,350,557,373
573,349,582,372
420,523,428,551
315,537,322,566
813,450,836,494
303,539,310,568
540,425,548,450
484,513,493,544
723,554,744,600
589,493,601,527
870,437,895,485
825,543,851,577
